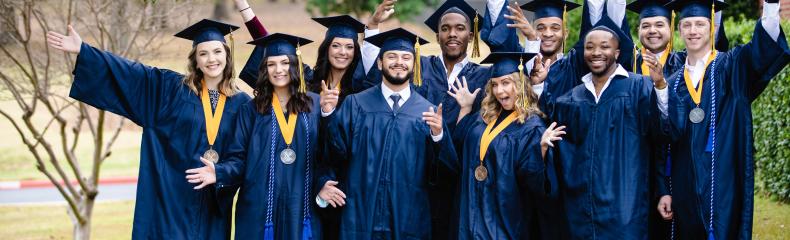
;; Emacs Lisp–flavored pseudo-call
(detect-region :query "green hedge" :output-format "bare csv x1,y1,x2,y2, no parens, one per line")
738,19,790,203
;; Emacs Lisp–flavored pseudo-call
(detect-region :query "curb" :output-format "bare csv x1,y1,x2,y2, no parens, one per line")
0,176,137,190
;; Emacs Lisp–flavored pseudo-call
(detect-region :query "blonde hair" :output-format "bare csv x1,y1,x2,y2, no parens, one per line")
182,43,239,96
480,72,544,124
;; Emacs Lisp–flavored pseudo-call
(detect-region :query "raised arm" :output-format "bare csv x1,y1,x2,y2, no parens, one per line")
48,26,182,127
361,0,396,73
481,0,524,52
233,0,269,39
727,1,790,101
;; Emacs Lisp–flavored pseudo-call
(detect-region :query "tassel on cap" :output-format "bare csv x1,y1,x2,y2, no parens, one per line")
472,12,481,58
518,57,529,108
414,36,422,87
710,2,715,52
669,10,676,52
562,4,568,53
297,43,307,93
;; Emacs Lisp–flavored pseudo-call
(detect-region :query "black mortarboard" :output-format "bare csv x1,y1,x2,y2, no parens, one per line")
248,33,313,58
520,0,581,19
665,0,727,19
312,15,366,42
481,52,537,78
174,19,239,46
627,0,672,19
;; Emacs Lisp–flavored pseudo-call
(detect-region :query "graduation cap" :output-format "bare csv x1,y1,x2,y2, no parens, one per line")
521,0,581,52
312,15,366,42
174,19,239,46
423,0,484,57
520,0,581,20
666,0,728,52
627,0,672,19
481,52,538,109
248,33,314,93
364,28,430,86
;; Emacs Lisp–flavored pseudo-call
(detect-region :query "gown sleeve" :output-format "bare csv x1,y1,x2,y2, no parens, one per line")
429,121,460,175
213,103,256,215
325,95,355,165
69,43,183,127
516,123,558,199
481,0,524,52
724,19,790,102
245,16,269,39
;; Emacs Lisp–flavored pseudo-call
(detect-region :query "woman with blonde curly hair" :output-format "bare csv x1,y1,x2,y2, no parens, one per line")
448,52,565,239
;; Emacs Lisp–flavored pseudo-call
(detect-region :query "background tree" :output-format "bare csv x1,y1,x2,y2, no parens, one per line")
305,0,440,21
0,0,196,239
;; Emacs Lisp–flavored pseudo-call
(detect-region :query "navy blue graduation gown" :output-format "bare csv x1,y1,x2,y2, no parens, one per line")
451,112,558,240
480,0,523,52
632,50,686,240
68,43,250,239
548,72,683,239
362,55,490,239
213,92,323,239
323,85,458,239
660,21,790,240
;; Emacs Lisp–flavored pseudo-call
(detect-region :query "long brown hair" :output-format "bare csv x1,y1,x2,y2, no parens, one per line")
311,37,362,98
480,72,544,124
182,43,239,96
253,55,313,114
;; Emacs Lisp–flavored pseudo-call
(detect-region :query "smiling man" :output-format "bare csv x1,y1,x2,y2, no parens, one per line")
322,28,459,239
656,0,790,239
541,26,683,239
361,1,495,238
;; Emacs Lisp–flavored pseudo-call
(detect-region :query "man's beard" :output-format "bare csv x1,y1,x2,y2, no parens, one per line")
382,68,413,85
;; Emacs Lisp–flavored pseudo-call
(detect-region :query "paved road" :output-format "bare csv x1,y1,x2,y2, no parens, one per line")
0,183,136,205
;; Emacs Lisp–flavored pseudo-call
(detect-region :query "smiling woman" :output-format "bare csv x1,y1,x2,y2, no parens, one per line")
44,19,251,239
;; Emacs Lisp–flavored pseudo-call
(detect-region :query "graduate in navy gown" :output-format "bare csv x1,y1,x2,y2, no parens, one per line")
449,51,565,239
46,20,249,239
543,26,683,239
361,2,493,238
657,0,790,239
232,0,375,94
509,0,635,105
321,28,458,239
185,33,326,239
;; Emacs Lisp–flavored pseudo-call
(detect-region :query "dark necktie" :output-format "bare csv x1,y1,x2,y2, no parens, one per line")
390,94,401,112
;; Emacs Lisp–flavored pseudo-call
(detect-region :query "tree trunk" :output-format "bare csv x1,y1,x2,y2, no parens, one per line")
212,0,229,20
69,197,95,240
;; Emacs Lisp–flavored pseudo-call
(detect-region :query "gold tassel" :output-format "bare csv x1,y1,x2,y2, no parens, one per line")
297,44,307,93
562,4,568,54
229,28,235,87
633,45,638,71
710,2,715,52
472,13,481,58
414,37,422,87
669,11,675,52
518,57,528,109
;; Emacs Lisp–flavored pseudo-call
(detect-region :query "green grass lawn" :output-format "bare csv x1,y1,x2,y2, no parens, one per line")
0,196,787,239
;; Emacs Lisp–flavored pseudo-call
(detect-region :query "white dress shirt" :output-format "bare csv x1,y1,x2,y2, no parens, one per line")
439,55,470,89
581,65,669,117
